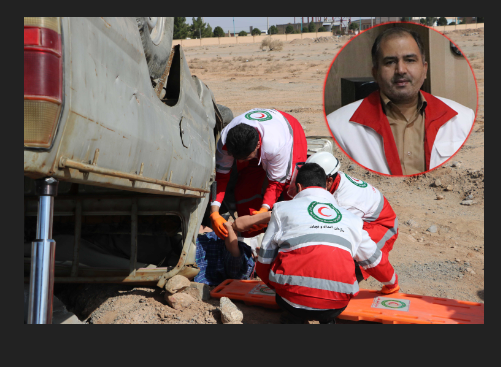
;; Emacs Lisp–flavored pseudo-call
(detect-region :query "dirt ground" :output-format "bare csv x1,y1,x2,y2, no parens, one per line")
54,28,484,324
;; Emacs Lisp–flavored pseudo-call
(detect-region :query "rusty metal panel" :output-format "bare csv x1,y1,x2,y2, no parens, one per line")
25,17,217,197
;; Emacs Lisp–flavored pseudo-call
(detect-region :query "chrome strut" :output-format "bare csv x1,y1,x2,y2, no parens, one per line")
28,177,58,324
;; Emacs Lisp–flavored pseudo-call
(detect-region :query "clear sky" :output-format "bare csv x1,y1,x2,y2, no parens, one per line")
186,17,368,33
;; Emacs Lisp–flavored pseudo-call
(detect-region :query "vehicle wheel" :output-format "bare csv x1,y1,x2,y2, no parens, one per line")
136,17,174,79
217,104,234,128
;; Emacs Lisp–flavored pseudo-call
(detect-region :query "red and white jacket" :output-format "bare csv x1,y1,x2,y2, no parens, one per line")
212,109,304,209
327,91,475,175
256,187,398,310
329,171,398,248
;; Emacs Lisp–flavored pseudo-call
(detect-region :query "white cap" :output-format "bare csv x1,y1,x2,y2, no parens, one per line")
305,152,341,176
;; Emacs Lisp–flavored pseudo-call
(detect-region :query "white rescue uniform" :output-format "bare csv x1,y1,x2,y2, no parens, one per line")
327,95,475,175
216,109,294,184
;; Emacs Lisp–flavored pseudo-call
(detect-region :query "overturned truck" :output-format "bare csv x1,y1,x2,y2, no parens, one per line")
24,17,227,323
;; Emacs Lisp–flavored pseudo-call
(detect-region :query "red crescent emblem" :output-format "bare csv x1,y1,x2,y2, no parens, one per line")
257,113,265,118
318,206,332,217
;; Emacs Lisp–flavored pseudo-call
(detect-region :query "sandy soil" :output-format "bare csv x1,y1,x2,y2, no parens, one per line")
54,29,484,324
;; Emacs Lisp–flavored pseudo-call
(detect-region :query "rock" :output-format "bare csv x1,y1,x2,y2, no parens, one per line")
466,194,474,200
348,164,355,171
461,200,474,206
452,161,461,168
405,219,419,228
464,262,470,266
187,282,211,301
220,297,243,324
427,225,437,233
165,293,195,310
455,258,461,262
181,287,202,301
436,195,445,200
445,185,453,191
165,275,191,294
466,268,476,275
434,179,442,187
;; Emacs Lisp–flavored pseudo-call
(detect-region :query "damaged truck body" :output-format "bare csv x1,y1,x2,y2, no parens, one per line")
24,17,224,322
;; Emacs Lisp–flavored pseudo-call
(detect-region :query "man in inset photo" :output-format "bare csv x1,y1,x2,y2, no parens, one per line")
326,26,475,175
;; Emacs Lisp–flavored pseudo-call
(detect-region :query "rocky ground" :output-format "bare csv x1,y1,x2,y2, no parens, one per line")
54,28,484,324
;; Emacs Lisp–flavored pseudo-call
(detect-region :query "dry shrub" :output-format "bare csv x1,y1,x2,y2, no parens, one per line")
261,37,284,51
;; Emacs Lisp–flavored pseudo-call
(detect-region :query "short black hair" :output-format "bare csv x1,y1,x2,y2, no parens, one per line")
371,27,426,68
225,124,259,160
296,163,326,189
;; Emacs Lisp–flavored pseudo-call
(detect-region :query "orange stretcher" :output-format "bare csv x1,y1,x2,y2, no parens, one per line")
210,279,484,324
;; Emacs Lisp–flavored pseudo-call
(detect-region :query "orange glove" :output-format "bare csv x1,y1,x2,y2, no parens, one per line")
210,212,228,239
380,284,400,295
251,207,269,216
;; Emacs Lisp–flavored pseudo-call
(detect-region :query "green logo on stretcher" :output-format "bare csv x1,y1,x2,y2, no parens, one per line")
381,299,407,309
245,110,273,121
308,201,342,224
344,173,368,188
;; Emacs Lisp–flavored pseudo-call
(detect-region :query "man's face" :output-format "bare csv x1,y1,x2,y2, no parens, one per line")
372,34,428,104
236,141,261,162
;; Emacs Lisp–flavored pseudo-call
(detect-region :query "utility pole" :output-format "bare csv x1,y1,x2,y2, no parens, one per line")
267,17,269,34
233,17,235,37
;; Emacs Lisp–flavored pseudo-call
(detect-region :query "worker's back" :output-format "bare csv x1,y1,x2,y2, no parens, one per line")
262,187,366,310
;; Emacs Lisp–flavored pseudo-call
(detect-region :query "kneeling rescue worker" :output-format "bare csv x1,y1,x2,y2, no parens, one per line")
210,108,307,239
303,152,399,281
256,163,400,324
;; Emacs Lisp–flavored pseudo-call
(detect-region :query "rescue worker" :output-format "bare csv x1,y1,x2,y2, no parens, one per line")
256,163,400,324
210,108,307,239
304,152,398,282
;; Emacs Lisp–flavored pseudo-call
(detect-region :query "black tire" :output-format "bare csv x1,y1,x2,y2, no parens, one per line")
216,104,234,128
136,17,174,79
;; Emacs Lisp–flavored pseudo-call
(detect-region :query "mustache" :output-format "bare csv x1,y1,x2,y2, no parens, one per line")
392,77,411,83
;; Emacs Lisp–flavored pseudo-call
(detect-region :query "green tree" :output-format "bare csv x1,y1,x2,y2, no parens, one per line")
460,18,467,24
349,22,359,30
477,16,484,23
400,17,412,21
203,24,213,38
308,21,316,32
238,30,247,36
302,27,309,33
213,26,225,37
285,24,294,34
190,17,213,38
426,17,437,26
268,25,278,34
293,29,301,34
449,21,456,25
251,27,261,36
420,18,426,24
437,17,448,26
173,17,189,39
318,26,326,32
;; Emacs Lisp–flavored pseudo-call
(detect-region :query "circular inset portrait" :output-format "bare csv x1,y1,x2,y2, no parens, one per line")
323,22,477,176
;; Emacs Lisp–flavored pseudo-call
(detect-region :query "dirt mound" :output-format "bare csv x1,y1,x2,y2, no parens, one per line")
290,38,314,45
314,36,336,43
248,85,272,91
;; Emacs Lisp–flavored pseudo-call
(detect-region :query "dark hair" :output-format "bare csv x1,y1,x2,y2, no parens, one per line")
371,27,426,68
296,163,326,189
226,124,259,160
